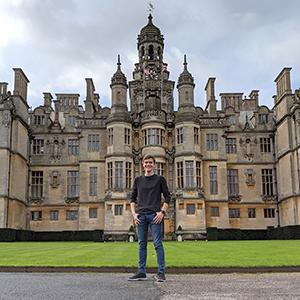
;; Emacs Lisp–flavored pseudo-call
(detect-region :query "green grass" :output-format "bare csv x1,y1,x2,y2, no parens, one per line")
0,240,300,267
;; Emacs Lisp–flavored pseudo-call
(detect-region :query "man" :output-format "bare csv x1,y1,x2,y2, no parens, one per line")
128,154,171,282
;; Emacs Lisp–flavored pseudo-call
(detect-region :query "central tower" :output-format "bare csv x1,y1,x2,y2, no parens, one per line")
129,15,176,235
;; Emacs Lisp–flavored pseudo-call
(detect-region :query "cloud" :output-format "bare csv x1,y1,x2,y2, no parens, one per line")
0,0,300,110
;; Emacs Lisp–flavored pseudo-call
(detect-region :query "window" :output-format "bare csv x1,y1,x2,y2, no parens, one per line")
115,161,123,190
125,128,131,145
177,127,183,144
89,167,97,196
177,162,184,189
67,171,79,198
88,134,100,152
144,128,164,145
226,138,237,153
31,211,42,221
33,115,45,125
89,208,97,219
258,114,269,124
227,169,239,196
50,210,59,221
186,204,195,215
126,162,132,189
114,205,123,216
31,171,43,198
264,208,275,218
229,208,240,218
185,161,194,188
107,162,113,189
66,210,78,220
209,166,218,194
206,134,218,150
260,138,271,153
196,161,201,188
68,139,79,155
68,115,77,126
248,208,256,218
262,169,274,196
211,207,219,217
155,162,165,176
194,127,199,144
32,139,44,155
108,128,113,145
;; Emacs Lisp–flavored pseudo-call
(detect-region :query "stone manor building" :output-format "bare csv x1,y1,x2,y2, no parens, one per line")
0,15,300,239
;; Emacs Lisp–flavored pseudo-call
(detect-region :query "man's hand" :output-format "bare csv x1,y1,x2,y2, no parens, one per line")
133,213,140,225
153,211,164,224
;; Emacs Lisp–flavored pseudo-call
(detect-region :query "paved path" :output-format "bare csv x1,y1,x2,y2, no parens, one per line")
0,273,300,300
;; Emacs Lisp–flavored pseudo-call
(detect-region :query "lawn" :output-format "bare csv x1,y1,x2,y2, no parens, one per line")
0,240,299,268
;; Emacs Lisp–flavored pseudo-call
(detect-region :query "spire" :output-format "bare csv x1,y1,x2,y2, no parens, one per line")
111,55,127,87
148,14,153,25
177,55,194,87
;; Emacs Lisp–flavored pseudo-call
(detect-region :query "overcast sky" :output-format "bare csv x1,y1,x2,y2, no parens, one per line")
1,0,300,110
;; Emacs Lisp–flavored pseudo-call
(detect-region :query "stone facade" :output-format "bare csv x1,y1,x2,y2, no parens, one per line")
0,15,299,239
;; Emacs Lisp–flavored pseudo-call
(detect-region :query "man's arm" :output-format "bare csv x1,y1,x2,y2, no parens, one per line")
130,202,140,225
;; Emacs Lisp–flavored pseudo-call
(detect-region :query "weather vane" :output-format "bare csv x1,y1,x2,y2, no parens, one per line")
147,1,154,14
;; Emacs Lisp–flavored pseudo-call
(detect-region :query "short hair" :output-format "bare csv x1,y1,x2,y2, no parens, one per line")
142,154,156,163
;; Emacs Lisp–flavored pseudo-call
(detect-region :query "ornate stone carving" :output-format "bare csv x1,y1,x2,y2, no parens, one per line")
245,169,255,186
50,171,60,188
262,195,276,202
29,197,44,205
65,197,79,204
229,195,241,202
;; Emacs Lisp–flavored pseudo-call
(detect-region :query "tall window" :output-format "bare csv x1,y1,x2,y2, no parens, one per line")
206,134,218,150
31,171,43,198
89,208,97,219
68,115,77,126
258,114,269,124
68,139,79,155
89,167,97,196
67,171,79,198
196,161,201,188
185,161,194,188
144,128,164,145
262,169,274,196
32,139,44,155
107,162,113,189
177,162,184,188
50,210,59,221
108,128,113,145
88,134,100,152
211,207,219,217
33,115,45,125
194,127,199,144
115,204,123,216
229,208,240,218
260,138,271,153
125,162,132,189
155,162,165,176
248,208,256,218
227,169,239,196
115,161,123,190
226,138,237,153
186,204,196,215
209,166,218,194
264,208,275,218
125,128,131,145
177,127,183,144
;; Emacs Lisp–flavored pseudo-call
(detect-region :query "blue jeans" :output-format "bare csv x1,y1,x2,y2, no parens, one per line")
137,212,165,274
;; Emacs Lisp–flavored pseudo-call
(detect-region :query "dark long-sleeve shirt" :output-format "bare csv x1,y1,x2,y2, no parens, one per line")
130,174,171,214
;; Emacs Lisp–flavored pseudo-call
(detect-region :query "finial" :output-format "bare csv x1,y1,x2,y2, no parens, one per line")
183,54,187,70
117,54,121,70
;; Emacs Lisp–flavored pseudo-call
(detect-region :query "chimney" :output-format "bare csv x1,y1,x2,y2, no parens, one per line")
205,77,217,114
13,68,30,102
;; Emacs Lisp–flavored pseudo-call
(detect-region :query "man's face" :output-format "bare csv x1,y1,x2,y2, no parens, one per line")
143,158,154,173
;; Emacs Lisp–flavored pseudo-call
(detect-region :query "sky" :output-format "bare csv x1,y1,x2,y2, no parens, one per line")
1,0,300,110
